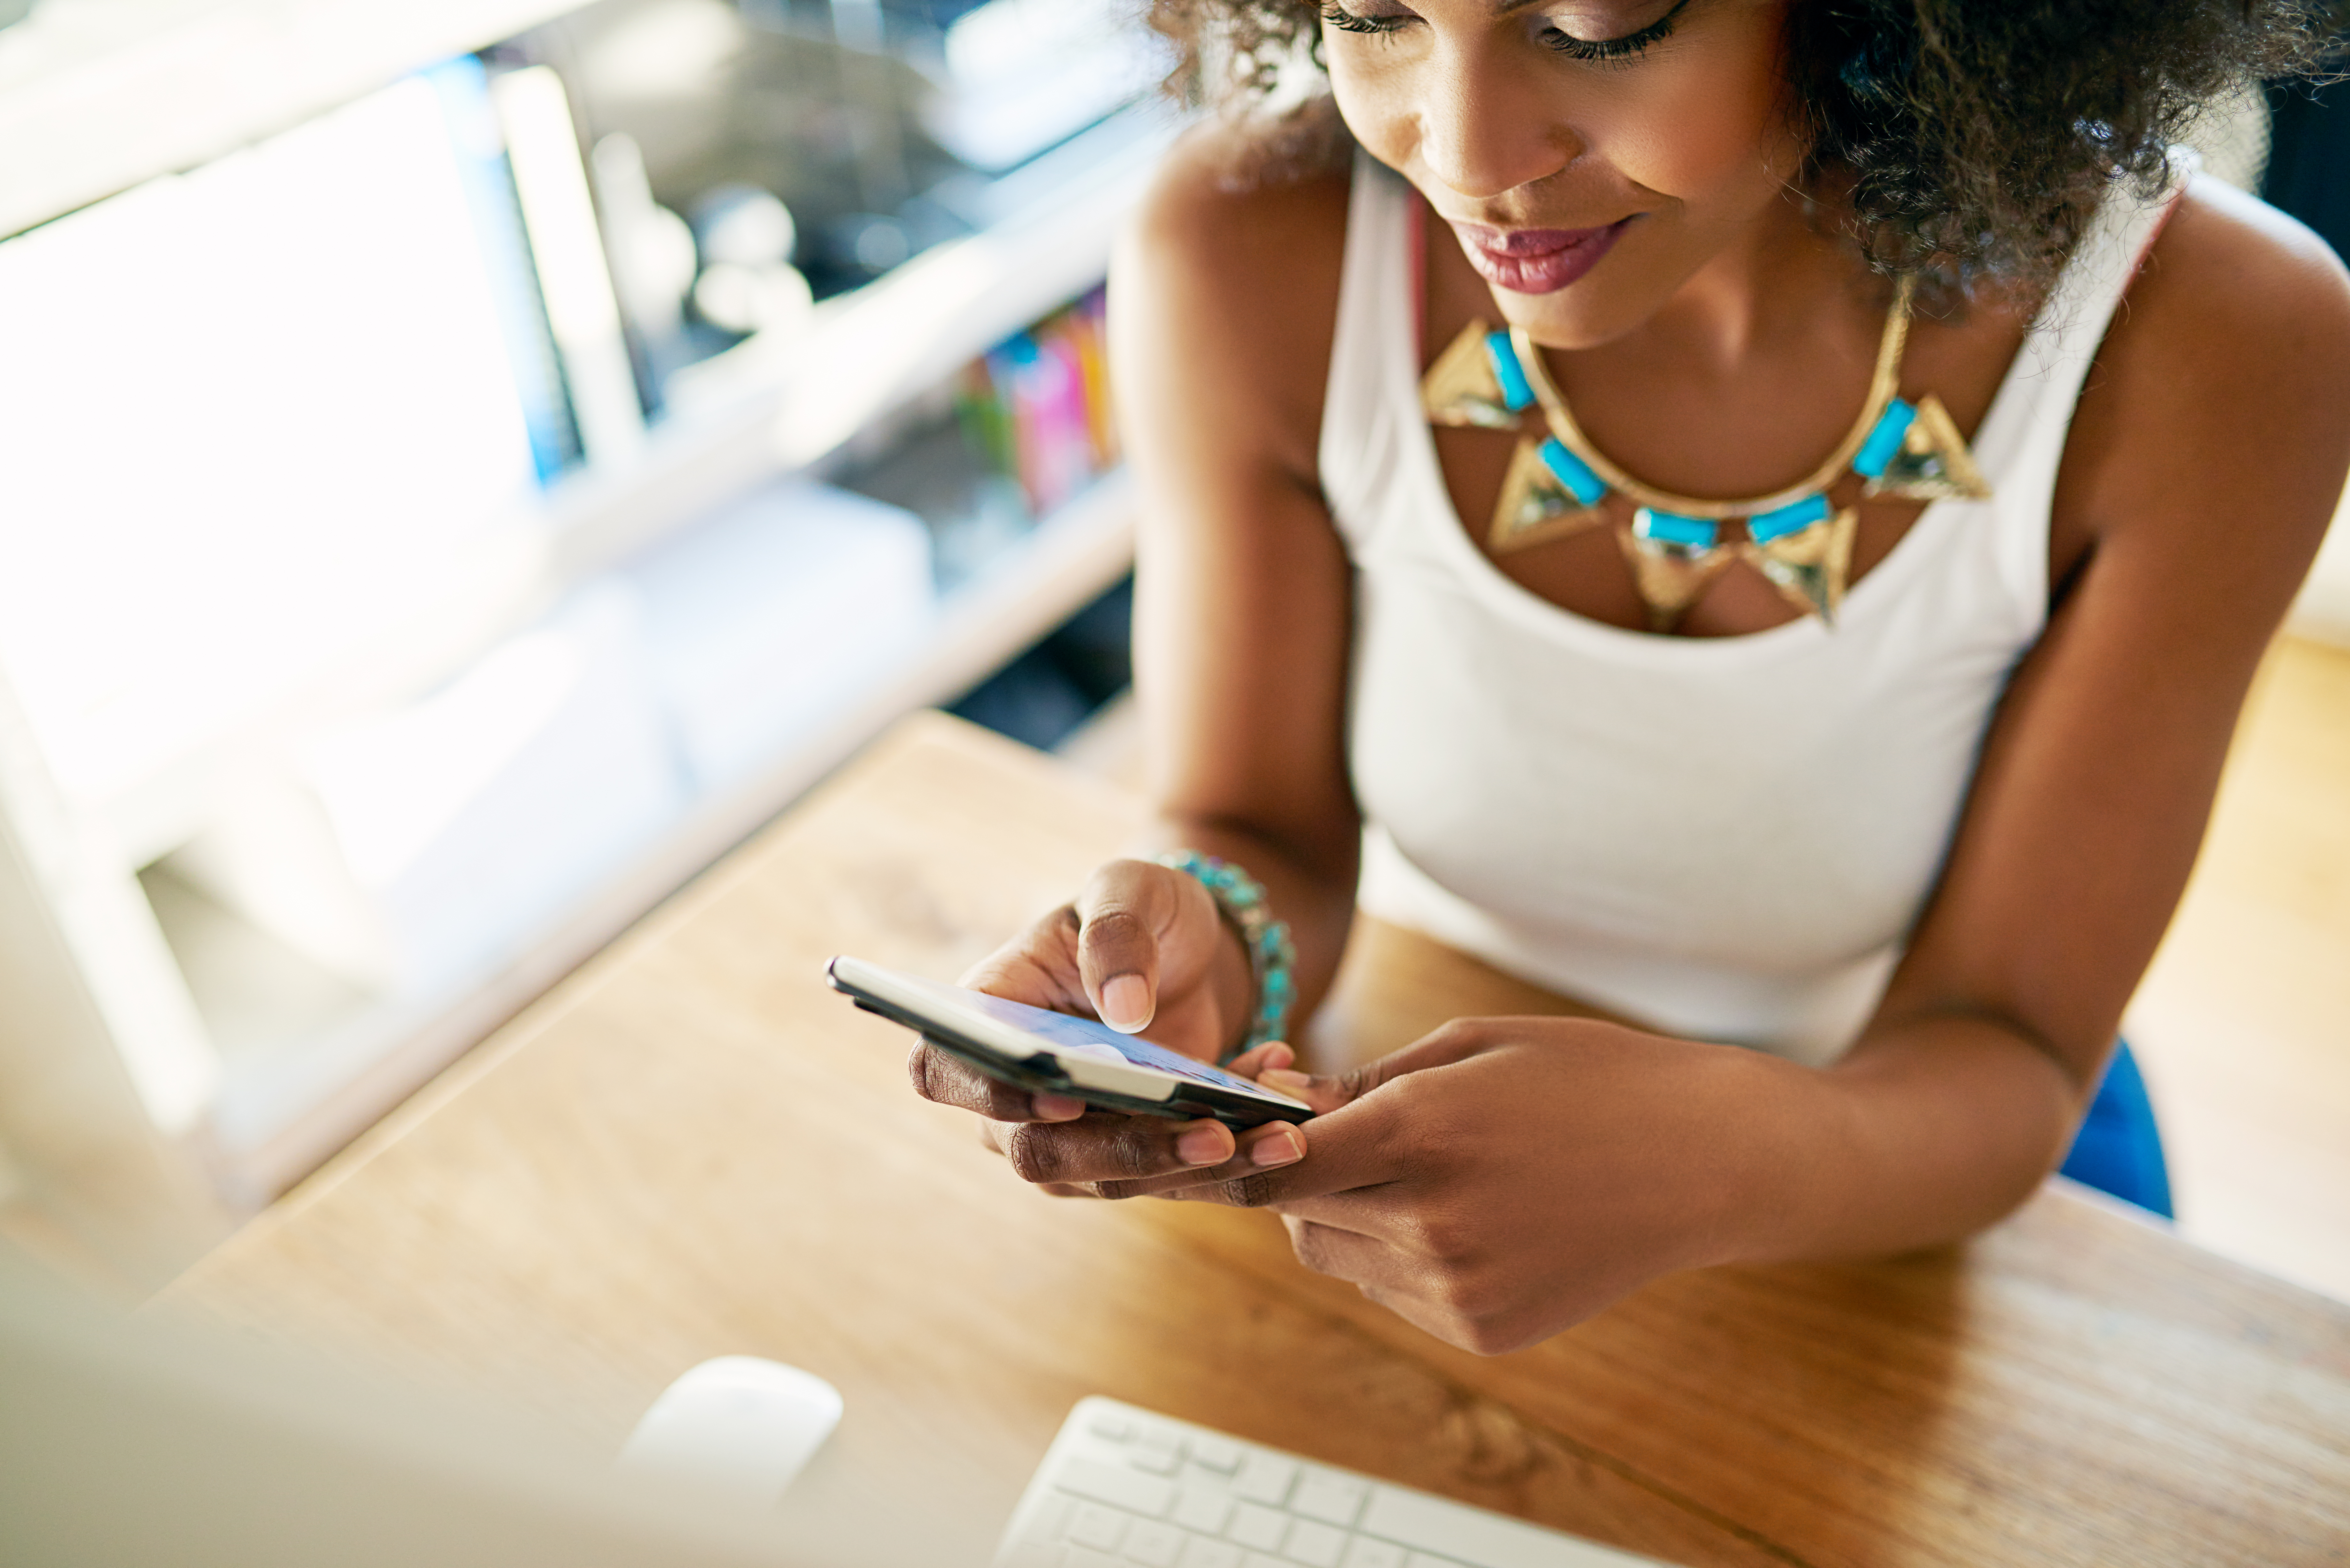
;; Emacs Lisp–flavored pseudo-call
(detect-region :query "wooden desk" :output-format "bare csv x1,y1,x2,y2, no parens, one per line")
159,714,2350,1567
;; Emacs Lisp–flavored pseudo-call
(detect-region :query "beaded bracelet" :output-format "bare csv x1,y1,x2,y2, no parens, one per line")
1157,851,1297,1063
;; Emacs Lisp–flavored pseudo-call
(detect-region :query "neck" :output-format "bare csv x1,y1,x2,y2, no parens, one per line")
1626,200,1883,378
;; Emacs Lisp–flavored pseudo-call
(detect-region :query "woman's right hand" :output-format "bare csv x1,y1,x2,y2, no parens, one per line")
905,856,1308,1196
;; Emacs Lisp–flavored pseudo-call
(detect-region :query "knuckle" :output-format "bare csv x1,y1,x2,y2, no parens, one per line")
1432,1264,1504,1328
1428,1017,1488,1053
1108,1123,1169,1178
1218,1171,1276,1208
1455,1316,1516,1358
1287,1221,1339,1277
1082,904,1153,954
1417,1219,1472,1267
1002,1125,1066,1186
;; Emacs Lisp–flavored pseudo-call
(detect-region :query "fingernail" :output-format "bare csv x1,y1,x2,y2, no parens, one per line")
1032,1094,1085,1121
1177,1122,1234,1166
1250,1126,1304,1167
1100,974,1152,1032
1258,1068,1312,1094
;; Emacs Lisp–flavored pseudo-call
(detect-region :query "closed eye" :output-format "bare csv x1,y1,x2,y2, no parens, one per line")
1318,3,1409,36
1539,0,1687,63
1316,0,1688,59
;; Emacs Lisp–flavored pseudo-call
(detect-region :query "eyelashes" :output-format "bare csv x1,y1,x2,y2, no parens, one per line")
1317,0,1686,64
1317,5,1404,35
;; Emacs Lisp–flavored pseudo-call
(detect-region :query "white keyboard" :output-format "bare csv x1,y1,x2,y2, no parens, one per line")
994,1398,1661,1568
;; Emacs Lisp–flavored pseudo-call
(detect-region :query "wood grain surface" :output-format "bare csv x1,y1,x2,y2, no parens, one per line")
158,713,2350,1568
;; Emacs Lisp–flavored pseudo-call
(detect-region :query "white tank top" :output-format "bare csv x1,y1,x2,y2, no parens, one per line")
1322,155,2186,1066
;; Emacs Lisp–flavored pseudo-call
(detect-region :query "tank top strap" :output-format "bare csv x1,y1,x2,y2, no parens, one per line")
1967,150,2199,614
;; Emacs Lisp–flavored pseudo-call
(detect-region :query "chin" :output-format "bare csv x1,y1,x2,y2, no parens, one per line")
1494,286,1658,352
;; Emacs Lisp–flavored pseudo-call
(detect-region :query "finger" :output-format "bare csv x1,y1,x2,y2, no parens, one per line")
1254,1017,1502,1114
908,1041,1084,1123
1254,1066,1349,1116
1157,1093,1408,1210
1073,860,1198,1032
1281,1214,1398,1286
1086,1118,1311,1202
1222,1040,1295,1081
997,1111,1241,1189
957,905,1091,1014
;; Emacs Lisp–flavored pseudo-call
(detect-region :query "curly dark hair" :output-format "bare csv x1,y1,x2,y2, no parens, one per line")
1150,0,2340,296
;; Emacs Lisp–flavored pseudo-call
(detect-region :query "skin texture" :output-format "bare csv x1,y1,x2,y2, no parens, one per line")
908,0,2350,1353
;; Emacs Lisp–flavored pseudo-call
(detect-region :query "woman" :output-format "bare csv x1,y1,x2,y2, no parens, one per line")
909,0,2350,1353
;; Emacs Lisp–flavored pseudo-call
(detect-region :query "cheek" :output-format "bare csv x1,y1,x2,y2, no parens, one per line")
1323,43,1411,168
1605,25,1799,206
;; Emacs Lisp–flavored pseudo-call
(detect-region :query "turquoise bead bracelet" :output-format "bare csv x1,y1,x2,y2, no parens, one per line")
1157,851,1297,1063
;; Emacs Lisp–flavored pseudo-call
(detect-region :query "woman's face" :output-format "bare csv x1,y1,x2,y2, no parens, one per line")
1321,0,1804,348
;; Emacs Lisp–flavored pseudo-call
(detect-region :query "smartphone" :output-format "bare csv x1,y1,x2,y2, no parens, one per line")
825,955,1313,1128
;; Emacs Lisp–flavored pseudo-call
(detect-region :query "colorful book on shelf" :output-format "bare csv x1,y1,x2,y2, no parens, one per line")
958,286,1117,519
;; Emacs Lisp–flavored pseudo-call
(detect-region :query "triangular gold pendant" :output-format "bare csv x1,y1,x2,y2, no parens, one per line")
1861,394,1991,502
1422,320,1526,430
1618,514,1734,634
1740,506,1858,624
1490,437,1608,551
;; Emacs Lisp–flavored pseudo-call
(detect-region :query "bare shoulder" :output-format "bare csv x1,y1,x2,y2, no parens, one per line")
2066,175,2350,590
1114,117,1357,475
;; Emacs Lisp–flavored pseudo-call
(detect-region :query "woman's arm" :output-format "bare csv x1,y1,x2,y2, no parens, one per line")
1112,127,1364,1024
906,129,1369,1182
1769,179,2350,1257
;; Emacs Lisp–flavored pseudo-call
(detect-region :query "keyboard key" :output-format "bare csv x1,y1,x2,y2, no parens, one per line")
1139,1425,1185,1457
1361,1486,1581,1566
1282,1521,1347,1568
1402,1555,1465,1568
999,1539,1059,1568
1018,1494,1077,1546
1061,1459,1176,1517
1233,1455,1298,1505
1178,1539,1242,1568
1227,1503,1289,1552
1061,1549,1118,1568
1171,1488,1233,1535
1244,1555,1291,1568
1133,1446,1183,1476
1089,1412,1136,1442
1191,1437,1243,1474
1124,1520,1186,1566
1338,1541,1405,1568
1291,1473,1368,1528
1069,1503,1132,1552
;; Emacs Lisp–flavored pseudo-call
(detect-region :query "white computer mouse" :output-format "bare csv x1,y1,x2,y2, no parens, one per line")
617,1355,844,1503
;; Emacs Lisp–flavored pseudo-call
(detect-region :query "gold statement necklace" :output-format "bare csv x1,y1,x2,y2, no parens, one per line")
1420,275,1993,632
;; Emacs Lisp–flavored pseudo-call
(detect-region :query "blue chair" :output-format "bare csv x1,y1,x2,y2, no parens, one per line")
2057,1042,2174,1218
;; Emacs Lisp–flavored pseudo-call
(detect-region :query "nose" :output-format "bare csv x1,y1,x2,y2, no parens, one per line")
1414,45,1582,201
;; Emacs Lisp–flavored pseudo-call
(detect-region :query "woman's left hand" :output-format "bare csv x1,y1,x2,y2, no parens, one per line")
1149,1016,1812,1354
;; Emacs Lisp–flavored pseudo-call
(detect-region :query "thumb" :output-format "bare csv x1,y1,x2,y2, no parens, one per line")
1073,859,1187,1032
1255,1018,1493,1113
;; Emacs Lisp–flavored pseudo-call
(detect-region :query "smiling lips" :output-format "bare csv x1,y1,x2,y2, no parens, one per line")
1453,218,1633,294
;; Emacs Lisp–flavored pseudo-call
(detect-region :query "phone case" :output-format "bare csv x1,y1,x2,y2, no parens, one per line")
829,964,1311,1130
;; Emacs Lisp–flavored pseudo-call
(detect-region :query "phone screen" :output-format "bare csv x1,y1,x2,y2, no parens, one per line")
879,969,1295,1103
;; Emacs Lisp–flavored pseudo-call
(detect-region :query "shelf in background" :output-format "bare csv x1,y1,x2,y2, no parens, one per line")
0,0,581,239
199,469,1136,1202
